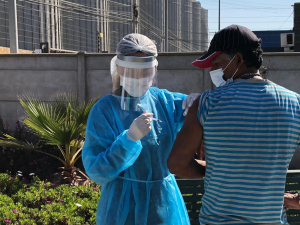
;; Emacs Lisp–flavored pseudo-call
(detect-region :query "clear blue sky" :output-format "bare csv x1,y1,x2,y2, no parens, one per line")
198,0,296,40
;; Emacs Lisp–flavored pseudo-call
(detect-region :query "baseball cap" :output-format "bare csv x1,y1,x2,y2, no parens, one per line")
192,24,260,69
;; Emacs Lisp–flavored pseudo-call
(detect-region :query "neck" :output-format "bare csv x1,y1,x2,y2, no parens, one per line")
235,68,260,80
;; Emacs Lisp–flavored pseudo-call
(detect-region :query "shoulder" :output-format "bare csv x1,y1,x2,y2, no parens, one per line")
270,82,299,95
150,87,187,100
266,82,300,102
199,89,211,106
89,95,112,115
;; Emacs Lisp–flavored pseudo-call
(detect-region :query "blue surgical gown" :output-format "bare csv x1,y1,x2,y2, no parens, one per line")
82,87,190,225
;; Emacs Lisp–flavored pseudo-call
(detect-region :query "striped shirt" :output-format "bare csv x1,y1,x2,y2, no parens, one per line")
198,78,300,225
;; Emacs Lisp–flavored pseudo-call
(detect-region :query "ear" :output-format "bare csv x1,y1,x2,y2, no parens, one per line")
236,52,244,67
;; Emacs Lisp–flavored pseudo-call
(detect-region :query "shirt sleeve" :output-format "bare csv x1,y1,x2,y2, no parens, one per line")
157,89,187,133
197,90,210,127
297,94,300,147
170,91,187,132
82,101,143,185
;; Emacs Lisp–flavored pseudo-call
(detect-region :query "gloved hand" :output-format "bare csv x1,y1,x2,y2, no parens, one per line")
127,110,153,141
182,93,201,116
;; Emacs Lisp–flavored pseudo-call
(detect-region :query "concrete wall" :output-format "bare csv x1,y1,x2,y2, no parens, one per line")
1,52,300,168
1,52,300,129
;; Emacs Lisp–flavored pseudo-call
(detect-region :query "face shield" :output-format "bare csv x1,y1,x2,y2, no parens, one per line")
111,54,158,111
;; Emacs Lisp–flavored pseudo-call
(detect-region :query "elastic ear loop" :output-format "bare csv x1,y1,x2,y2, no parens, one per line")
231,68,239,80
223,54,236,72
224,55,239,80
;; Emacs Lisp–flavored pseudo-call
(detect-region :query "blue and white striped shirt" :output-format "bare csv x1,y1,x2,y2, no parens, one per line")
198,78,300,225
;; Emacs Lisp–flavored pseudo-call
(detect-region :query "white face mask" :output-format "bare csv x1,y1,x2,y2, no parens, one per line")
209,69,226,87
120,76,153,97
209,55,239,87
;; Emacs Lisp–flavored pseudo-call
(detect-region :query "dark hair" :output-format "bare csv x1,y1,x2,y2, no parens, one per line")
222,39,263,69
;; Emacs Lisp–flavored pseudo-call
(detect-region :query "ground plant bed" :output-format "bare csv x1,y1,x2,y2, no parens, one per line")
0,173,100,225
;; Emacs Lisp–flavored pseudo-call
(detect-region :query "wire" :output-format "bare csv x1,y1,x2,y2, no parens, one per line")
208,21,293,24
1,0,212,53
12,0,135,53
18,0,133,21
140,23,200,52
104,0,131,8
278,11,294,29
139,6,210,50
198,0,291,12
139,17,195,51
209,15,295,18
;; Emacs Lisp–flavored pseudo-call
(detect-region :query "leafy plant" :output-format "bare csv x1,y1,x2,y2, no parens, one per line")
0,173,100,224
0,94,98,185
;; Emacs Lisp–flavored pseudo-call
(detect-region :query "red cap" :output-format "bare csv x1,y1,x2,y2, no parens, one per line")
192,25,260,69
192,51,222,69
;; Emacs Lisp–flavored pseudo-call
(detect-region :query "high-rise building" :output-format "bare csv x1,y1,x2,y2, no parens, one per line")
0,0,209,53
294,2,300,52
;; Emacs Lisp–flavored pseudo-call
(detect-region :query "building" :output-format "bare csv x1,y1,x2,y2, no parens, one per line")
295,2,300,52
253,30,294,52
0,0,209,53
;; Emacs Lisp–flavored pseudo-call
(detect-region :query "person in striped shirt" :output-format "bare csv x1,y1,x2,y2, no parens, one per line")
168,24,300,225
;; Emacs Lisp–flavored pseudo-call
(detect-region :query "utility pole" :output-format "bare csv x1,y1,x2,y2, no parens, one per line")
165,0,168,52
133,1,139,33
8,0,18,53
100,0,104,52
55,0,59,49
97,31,103,53
51,0,55,48
218,0,220,31
39,2,44,43
45,0,51,47
96,0,100,52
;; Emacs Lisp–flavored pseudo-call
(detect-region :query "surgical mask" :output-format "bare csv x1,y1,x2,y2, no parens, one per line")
209,69,226,87
209,55,239,87
120,75,153,97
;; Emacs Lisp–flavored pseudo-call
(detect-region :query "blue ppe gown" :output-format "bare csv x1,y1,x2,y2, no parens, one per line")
82,87,190,225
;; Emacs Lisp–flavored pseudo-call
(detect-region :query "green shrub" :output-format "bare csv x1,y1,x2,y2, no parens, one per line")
0,174,100,224
0,174,26,196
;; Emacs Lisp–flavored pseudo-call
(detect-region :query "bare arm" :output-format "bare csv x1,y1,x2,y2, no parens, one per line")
167,97,205,178
284,193,300,210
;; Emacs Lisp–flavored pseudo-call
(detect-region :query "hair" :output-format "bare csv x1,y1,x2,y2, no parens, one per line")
222,39,263,69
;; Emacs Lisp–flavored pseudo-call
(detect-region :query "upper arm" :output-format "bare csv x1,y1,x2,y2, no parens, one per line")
168,97,203,171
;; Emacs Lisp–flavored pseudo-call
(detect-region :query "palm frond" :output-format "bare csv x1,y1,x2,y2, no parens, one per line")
0,133,37,149
17,93,99,170
0,133,66,166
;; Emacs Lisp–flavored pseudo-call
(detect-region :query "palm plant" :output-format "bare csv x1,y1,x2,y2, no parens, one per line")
0,93,98,185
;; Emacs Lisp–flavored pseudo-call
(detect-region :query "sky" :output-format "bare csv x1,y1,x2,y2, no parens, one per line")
198,0,296,40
